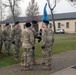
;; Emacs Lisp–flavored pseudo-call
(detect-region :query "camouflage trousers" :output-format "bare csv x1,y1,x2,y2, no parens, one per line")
21,48,33,67
42,47,52,66
13,40,22,58
0,38,3,52
5,40,11,54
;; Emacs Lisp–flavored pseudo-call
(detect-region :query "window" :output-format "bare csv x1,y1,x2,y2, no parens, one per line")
50,23,52,28
66,22,69,28
58,23,61,28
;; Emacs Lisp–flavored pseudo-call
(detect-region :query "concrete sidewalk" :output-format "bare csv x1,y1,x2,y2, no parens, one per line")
0,50,76,75
50,65,76,75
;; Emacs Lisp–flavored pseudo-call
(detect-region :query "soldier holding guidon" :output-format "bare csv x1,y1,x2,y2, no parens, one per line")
41,20,54,70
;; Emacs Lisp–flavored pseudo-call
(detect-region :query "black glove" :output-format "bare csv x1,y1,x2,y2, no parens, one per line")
12,41,15,44
3,40,5,42
37,36,41,42
32,46,35,50
39,29,42,36
52,38,54,42
41,45,45,49
38,39,41,42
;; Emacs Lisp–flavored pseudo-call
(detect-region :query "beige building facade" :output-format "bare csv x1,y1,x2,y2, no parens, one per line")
49,19,76,33
1,12,76,33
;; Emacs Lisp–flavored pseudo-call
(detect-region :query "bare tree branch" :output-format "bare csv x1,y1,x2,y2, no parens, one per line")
52,0,56,10
3,0,22,24
67,0,76,6
46,0,60,33
0,0,5,24
26,0,39,21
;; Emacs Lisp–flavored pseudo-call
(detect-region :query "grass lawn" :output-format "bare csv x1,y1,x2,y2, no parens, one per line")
0,33,76,67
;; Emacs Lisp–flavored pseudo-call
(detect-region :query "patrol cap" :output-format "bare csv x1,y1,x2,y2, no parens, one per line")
6,23,9,26
32,20,38,24
43,20,49,25
25,22,31,27
15,21,19,25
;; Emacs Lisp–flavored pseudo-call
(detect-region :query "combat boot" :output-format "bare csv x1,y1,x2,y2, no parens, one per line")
21,66,33,71
14,57,19,61
42,62,45,65
29,66,33,70
32,61,39,65
42,65,51,70
20,62,23,66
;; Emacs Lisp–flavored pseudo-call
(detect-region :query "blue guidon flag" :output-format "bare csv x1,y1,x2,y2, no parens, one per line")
42,3,48,21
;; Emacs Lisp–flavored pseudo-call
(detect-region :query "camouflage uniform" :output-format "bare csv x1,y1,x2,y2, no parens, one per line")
42,28,54,67
12,26,22,58
30,26,38,62
0,27,3,53
21,28,34,67
2,27,11,54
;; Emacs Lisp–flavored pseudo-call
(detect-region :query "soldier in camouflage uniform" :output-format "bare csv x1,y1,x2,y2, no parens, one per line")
0,25,3,54
41,20,54,70
12,21,22,60
21,22,34,71
31,20,39,65
2,23,11,55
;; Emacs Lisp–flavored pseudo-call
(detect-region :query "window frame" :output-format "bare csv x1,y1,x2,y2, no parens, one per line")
58,23,61,28
66,22,69,28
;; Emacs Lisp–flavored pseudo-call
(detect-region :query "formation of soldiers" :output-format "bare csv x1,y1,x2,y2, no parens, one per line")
0,20,54,71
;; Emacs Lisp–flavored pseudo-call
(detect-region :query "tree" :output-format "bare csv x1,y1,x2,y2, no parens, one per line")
6,7,21,20
46,0,59,33
67,0,76,6
0,0,5,25
26,0,39,21
3,0,22,24
69,0,76,2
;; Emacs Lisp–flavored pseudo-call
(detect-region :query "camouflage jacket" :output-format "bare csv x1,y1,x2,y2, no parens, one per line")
30,26,37,36
2,27,11,41
11,26,22,41
30,26,39,43
22,28,34,49
42,28,54,47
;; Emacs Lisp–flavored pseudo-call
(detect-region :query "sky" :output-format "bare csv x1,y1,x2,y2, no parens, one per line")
11,0,76,17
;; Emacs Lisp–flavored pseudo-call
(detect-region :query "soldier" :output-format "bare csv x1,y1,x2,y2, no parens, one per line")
0,25,3,54
41,20,54,70
21,22,34,71
2,23,11,55
12,21,22,60
31,20,39,65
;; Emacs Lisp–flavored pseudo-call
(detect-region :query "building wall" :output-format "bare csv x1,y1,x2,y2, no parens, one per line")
54,19,76,33
1,19,76,33
39,19,76,33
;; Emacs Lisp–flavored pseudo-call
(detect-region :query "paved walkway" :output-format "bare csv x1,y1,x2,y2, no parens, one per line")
50,65,76,75
0,50,76,75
